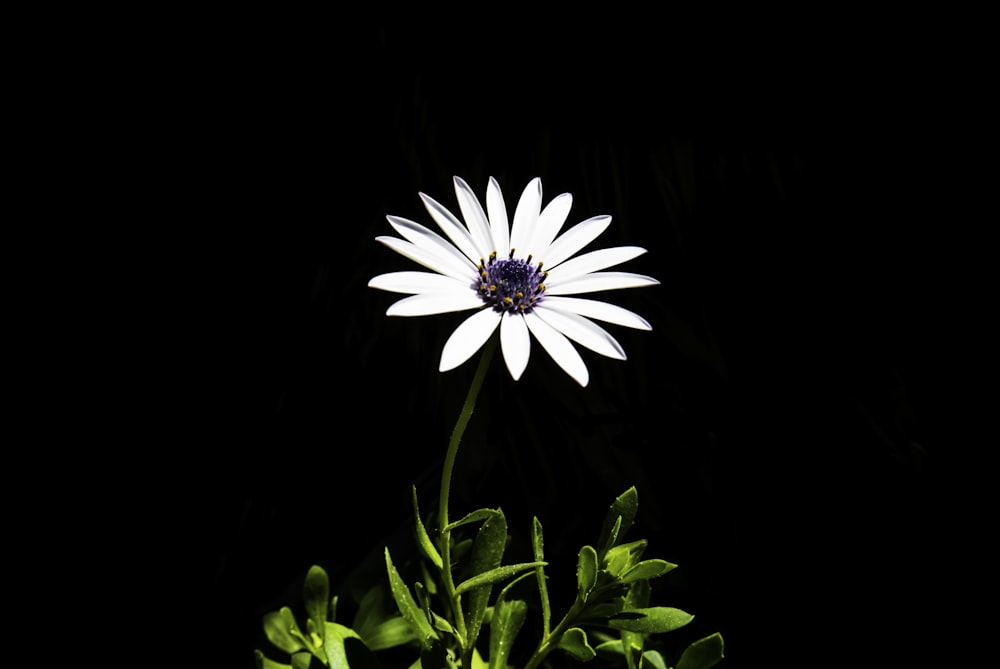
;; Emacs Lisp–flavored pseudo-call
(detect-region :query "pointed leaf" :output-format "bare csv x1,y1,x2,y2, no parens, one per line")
608,607,694,634
384,547,437,649
577,545,598,600
676,632,725,669
466,510,508,652
620,559,677,584
489,598,527,669
557,627,597,661
413,486,443,570
597,488,638,558
531,517,545,562
445,508,500,533
455,561,547,596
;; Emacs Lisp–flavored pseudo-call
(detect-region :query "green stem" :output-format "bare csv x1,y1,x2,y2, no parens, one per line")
524,600,585,669
438,333,497,648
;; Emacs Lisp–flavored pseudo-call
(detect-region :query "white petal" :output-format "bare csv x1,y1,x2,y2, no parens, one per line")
509,177,542,254
527,192,572,258
486,177,510,254
453,176,494,260
534,306,626,360
524,311,589,386
419,192,481,264
499,311,530,380
386,292,485,316
439,307,502,372
375,236,474,282
545,246,648,284
540,296,653,330
368,271,472,295
546,271,661,295
386,216,471,269
540,215,612,268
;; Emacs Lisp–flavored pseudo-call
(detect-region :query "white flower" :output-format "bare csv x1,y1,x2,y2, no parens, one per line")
368,176,659,387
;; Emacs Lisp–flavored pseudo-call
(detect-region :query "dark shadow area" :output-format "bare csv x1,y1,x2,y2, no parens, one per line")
156,14,978,669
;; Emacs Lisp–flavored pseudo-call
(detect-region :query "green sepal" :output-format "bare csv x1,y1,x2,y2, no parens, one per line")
384,547,437,650
619,559,677,584
607,607,694,634
556,627,597,661
577,545,598,600
261,607,307,655
597,487,638,559
675,632,725,669
413,486,443,570
454,561,547,596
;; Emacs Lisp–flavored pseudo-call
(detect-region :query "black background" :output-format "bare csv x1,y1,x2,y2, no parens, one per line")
156,12,984,669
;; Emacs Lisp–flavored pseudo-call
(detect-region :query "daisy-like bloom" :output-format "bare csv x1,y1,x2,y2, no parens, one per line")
368,176,659,387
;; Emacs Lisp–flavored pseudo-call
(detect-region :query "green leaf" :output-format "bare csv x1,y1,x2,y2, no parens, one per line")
420,638,457,669
642,650,668,669
253,650,292,669
445,508,499,533
413,487,444,570
624,638,643,669
384,547,437,650
608,607,694,634
488,598,527,669
597,487,638,559
531,517,545,562
675,632,725,669
466,510,508,652
304,566,330,637
577,545,598,600
557,627,597,661
324,621,380,669
594,639,625,658
361,616,417,651
603,540,647,578
619,560,677,584
454,562,546,596
290,652,314,669
262,607,306,655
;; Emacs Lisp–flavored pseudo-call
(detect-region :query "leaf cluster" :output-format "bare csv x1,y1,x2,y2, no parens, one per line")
255,487,723,669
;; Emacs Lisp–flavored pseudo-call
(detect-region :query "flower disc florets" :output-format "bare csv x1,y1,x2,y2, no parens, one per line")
478,250,547,313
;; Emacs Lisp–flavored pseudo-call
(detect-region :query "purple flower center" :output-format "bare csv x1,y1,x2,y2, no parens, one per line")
477,250,547,314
